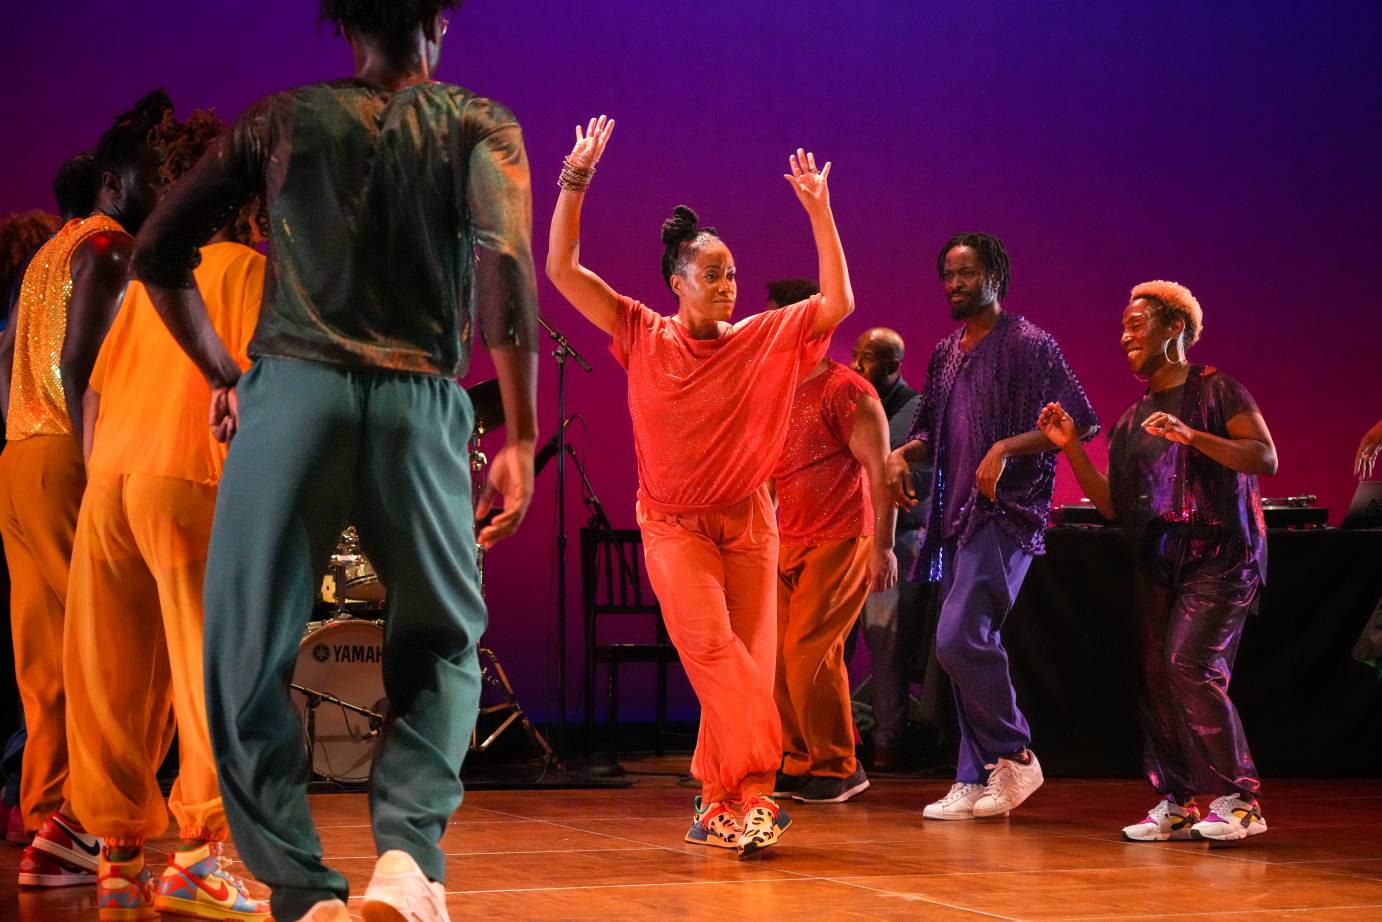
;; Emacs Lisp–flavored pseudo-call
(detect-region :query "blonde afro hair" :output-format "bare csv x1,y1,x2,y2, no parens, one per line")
1130,279,1203,347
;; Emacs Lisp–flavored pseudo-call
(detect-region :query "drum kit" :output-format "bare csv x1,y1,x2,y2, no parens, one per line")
289,378,555,784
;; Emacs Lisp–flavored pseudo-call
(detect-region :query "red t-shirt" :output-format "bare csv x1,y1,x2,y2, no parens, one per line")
611,294,830,514
773,360,877,547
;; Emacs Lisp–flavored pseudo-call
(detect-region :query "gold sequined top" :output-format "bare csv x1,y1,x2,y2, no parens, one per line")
8,214,126,441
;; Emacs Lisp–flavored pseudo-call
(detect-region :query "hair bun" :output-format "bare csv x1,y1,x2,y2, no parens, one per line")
660,205,700,247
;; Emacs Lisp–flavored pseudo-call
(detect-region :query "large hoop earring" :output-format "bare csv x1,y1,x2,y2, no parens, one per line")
1169,334,1186,365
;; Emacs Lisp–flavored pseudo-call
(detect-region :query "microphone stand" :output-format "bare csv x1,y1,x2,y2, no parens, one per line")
537,315,591,759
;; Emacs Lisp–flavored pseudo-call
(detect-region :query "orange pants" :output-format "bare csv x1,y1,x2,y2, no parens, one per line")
0,435,84,832
637,486,782,803
64,471,221,845
776,536,872,778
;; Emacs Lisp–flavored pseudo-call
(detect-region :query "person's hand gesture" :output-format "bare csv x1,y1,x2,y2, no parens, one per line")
976,443,1008,501
1356,418,1382,479
1037,402,1077,449
783,148,832,216
567,115,615,171
208,374,241,443
886,448,919,510
1141,411,1195,445
476,441,535,548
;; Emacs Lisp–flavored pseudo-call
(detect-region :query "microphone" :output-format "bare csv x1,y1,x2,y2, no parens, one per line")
533,415,578,476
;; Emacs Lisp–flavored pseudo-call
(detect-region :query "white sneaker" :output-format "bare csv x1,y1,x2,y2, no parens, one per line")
922,782,987,820
972,750,1043,818
362,850,451,922
1122,796,1200,842
1191,794,1267,842
301,899,352,922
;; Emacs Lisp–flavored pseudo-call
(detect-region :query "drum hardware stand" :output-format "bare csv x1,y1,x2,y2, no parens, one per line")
292,682,385,783
537,314,592,758
468,415,559,768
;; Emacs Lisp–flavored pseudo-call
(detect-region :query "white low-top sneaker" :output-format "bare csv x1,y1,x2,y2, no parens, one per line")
972,750,1043,818
1122,796,1200,842
362,850,451,922
1191,794,1267,842
922,782,987,820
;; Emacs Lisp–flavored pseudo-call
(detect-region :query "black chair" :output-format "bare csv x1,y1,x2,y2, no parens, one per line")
580,526,680,763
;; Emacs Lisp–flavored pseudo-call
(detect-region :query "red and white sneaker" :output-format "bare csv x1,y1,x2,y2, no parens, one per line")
18,845,96,887
32,812,102,872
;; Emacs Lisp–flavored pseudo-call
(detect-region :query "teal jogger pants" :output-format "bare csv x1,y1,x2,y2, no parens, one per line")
203,356,485,921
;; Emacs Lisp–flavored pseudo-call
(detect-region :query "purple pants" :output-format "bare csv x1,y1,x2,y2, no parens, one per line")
1134,529,1261,800
936,520,1033,783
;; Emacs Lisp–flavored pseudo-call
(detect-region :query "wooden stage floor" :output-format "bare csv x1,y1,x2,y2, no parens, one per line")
4,766,1382,920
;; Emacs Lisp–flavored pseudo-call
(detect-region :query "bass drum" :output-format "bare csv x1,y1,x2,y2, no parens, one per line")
291,618,388,783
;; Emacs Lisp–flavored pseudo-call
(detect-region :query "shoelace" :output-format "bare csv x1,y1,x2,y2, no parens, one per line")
1144,799,1173,822
1206,794,1246,820
940,783,984,805
212,857,253,898
983,760,1016,797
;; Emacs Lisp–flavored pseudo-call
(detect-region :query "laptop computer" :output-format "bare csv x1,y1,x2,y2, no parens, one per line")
1342,480,1382,529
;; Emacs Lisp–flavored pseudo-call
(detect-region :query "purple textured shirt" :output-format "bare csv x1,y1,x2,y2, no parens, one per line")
907,312,1097,580
1107,365,1267,582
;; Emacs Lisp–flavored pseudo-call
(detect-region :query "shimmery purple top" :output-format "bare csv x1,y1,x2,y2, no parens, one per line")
1107,366,1268,581
907,312,1097,580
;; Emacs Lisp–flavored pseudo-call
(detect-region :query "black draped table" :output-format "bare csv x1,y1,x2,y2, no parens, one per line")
1005,527,1382,778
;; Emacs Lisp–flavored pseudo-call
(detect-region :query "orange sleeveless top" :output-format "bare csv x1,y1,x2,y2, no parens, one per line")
8,214,126,440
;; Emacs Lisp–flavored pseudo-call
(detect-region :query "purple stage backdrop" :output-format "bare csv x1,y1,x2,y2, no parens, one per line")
3,2,1379,723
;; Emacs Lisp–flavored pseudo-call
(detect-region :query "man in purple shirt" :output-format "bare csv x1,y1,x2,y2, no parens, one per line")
886,232,1096,821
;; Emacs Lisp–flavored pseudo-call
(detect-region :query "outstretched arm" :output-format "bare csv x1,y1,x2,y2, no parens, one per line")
783,149,854,338
1038,402,1114,519
546,116,620,336
848,395,899,592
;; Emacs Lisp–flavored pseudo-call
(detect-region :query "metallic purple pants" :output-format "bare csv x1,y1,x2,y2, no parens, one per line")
1134,528,1261,800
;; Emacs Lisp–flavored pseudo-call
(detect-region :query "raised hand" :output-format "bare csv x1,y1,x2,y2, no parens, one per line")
1037,402,1077,449
1356,418,1382,479
783,148,832,215
566,115,616,171
1141,411,1195,445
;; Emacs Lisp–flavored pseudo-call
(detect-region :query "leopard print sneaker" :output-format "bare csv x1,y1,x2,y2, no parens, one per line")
736,794,791,858
685,797,742,849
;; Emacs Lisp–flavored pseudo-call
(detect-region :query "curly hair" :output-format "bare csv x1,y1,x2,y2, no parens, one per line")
320,0,461,40
95,88,174,176
659,205,722,289
0,210,61,297
936,232,1011,301
1130,279,1203,347
149,109,266,246
52,153,98,220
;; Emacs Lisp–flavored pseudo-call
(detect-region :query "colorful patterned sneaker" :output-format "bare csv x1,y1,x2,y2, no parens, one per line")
97,849,156,919
18,844,97,887
1192,794,1267,842
154,841,270,920
361,849,451,922
31,812,101,872
973,750,1044,818
773,772,809,797
922,782,988,820
1122,796,1201,842
793,766,871,804
685,797,742,848
736,795,792,858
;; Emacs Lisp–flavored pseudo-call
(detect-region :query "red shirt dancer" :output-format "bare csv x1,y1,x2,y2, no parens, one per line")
773,355,896,805
546,117,856,857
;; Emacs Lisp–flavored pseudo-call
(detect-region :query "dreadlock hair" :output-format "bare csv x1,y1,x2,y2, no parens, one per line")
52,153,98,221
936,232,1011,301
320,0,460,55
148,109,266,246
95,89,174,178
0,210,60,297
765,277,819,308
660,205,721,290
1130,280,1203,347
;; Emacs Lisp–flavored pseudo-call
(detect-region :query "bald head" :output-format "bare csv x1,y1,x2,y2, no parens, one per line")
851,327,905,392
